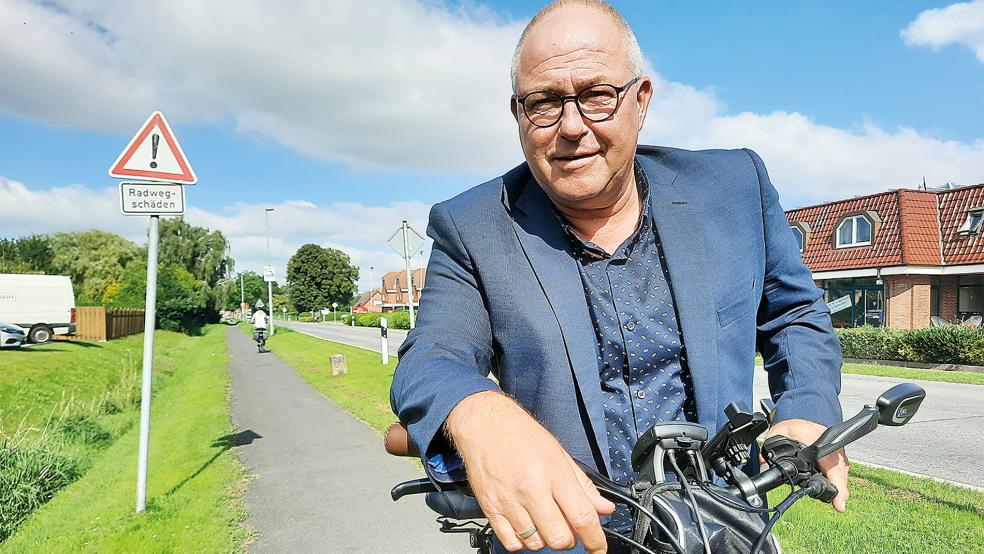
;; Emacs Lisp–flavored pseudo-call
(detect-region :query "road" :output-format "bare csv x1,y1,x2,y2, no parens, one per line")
226,327,460,553
282,320,984,490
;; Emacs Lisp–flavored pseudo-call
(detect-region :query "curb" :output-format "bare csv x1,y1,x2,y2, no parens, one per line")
843,358,984,374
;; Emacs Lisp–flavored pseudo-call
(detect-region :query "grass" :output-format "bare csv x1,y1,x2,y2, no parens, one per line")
272,327,983,553
754,355,984,385
1,326,251,553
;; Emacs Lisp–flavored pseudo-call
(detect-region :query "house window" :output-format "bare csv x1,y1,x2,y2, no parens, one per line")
836,215,873,248
958,209,984,236
790,226,804,252
958,285,984,320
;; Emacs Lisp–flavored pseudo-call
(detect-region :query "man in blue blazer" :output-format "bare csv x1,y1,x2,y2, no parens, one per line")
391,1,845,552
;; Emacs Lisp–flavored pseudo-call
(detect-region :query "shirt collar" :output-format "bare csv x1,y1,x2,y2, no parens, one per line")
552,161,653,260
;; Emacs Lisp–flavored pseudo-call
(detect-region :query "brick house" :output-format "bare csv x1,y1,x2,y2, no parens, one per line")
352,269,426,313
785,183,984,329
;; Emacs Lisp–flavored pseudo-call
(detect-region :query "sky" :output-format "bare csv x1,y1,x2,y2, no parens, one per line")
1,0,982,290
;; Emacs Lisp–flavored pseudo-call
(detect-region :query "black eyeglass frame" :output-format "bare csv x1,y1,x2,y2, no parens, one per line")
513,76,642,128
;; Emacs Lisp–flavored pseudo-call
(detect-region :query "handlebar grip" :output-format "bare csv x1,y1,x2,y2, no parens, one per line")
391,478,436,500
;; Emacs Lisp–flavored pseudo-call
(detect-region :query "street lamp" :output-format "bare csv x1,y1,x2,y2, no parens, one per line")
265,208,275,335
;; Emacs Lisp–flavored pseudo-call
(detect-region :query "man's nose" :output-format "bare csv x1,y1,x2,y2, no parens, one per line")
557,98,588,140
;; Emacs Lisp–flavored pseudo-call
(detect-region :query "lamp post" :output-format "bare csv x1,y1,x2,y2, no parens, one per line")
265,208,275,336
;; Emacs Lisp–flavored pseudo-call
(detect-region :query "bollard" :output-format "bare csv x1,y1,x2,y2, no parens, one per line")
330,354,348,376
380,317,389,365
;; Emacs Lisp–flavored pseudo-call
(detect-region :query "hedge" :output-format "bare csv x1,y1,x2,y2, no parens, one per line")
342,310,412,330
836,326,984,366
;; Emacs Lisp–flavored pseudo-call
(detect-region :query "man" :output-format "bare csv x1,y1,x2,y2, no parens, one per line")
391,1,846,552
252,300,269,352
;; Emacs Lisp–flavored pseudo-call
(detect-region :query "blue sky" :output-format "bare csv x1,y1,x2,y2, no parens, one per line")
1,0,982,284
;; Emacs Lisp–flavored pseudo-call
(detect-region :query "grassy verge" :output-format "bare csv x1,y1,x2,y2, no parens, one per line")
754,355,984,385
2,326,250,552
272,327,983,553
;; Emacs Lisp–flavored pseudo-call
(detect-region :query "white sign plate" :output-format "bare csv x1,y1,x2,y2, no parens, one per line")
263,266,276,282
109,111,197,184
119,182,185,216
827,295,853,314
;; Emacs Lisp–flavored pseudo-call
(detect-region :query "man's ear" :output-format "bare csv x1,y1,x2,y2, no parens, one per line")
635,76,653,129
510,97,520,122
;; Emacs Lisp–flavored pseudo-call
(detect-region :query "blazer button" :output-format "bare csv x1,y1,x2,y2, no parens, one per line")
625,321,636,332
636,390,646,400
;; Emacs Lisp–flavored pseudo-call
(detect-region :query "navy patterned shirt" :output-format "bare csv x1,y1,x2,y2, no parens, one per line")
554,164,698,531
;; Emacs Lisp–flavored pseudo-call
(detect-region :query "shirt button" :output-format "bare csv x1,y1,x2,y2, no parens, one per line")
636,390,646,400
625,321,636,331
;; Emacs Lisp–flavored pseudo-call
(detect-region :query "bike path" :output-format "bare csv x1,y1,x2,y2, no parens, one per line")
226,328,460,553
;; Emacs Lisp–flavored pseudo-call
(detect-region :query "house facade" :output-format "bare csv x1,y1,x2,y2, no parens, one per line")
352,268,426,313
785,183,984,329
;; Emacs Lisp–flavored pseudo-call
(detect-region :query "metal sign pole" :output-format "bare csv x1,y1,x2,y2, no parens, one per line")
402,221,416,329
136,214,160,513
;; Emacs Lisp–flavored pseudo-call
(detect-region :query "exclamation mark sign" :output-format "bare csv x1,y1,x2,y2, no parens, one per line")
150,134,159,169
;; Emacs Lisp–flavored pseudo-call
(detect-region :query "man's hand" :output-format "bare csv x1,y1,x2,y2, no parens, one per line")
764,418,850,512
446,391,616,552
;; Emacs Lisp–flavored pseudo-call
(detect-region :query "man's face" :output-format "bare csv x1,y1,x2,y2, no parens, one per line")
512,7,652,208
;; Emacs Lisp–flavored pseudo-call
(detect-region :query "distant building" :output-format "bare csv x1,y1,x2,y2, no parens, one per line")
351,268,426,313
786,183,984,329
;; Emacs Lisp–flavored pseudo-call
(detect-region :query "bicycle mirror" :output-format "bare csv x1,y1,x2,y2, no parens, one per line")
875,383,925,426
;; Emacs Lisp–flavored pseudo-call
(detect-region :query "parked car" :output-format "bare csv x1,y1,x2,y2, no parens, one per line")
0,322,26,349
0,274,76,343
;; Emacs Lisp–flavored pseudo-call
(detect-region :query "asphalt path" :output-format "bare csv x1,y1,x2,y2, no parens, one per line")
226,327,461,553
282,321,984,490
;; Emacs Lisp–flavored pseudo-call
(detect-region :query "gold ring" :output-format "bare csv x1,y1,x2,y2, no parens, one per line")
518,525,538,540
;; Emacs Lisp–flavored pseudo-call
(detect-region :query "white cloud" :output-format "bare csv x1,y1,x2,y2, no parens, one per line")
901,0,984,62
0,176,431,289
0,0,524,172
1,0,982,207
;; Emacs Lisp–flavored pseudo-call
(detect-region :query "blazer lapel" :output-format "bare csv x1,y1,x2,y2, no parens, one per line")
506,172,612,471
637,154,721,431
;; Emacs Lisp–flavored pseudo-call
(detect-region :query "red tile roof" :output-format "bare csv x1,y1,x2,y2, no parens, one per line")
786,184,984,272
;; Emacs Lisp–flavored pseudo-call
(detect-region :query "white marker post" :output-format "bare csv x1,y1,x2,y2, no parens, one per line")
110,111,196,514
380,316,389,365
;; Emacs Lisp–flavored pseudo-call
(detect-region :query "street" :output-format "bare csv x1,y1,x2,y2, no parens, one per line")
282,320,984,490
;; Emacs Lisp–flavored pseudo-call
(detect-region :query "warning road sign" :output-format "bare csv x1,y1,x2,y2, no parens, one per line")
109,111,197,184
119,182,185,216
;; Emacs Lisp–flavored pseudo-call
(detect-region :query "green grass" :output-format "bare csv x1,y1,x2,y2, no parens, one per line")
273,328,983,553
769,464,984,553
754,355,984,385
2,326,251,553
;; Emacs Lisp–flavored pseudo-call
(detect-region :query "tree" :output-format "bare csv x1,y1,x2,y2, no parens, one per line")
49,231,141,304
110,260,207,333
158,218,234,288
0,234,54,274
286,244,358,313
218,270,281,311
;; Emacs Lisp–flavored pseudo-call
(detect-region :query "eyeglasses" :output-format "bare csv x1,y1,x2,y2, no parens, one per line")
513,77,641,128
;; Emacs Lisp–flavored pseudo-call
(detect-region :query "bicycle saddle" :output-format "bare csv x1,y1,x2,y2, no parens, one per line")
426,490,485,520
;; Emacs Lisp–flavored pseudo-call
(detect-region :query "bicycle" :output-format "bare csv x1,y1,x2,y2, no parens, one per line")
253,327,269,353
388,382,925,554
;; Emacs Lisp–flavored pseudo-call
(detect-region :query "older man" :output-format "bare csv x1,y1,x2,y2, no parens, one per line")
391,1,846,552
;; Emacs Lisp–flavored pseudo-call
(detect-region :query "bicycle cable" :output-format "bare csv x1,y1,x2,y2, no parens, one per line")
595,482,686,554
602,527,659,554
668,450,711,554
749,486,811,554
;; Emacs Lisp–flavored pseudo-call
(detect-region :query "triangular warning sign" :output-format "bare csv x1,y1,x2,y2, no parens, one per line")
109,111,197,184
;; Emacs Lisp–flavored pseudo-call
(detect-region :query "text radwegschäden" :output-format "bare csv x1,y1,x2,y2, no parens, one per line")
125,187,180,210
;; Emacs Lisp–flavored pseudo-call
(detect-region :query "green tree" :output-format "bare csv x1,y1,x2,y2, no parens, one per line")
286,244,358,312
219,271,281,311
0,235,54,273
158,218,234,288
110,260,207,333
49,231,141,304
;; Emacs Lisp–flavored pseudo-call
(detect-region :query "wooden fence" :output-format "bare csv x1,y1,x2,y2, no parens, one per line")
74,307,145,341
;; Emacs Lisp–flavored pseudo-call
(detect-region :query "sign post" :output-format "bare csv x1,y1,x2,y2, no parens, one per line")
109,111,196,514
263,266,276,335
387,221,425,330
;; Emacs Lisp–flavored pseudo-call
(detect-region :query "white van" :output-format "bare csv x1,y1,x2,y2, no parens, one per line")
0,274,76,343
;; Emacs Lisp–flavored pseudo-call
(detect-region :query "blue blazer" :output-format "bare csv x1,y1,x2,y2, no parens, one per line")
391,146,843,481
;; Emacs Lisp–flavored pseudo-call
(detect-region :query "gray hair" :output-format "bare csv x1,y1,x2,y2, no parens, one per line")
510,0,644,93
